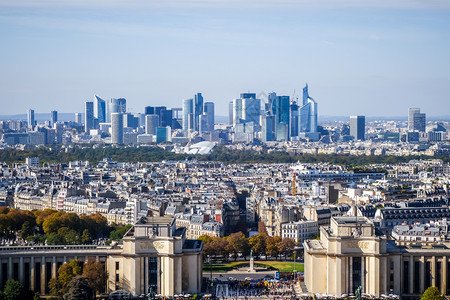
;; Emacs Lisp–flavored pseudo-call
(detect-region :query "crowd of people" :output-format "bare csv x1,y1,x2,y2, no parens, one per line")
214,278,296,299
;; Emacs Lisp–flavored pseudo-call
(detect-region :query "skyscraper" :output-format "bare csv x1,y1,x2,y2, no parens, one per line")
94,96,106,123
350,115,365,141
262,114,276,142
84,101,94,133
145,114,159,135
232,98,243,126
27,109,35,128
242,95,261,125
203,102,215,132
408,108,426,132
299,84,318,134
194,93,203,131
51,110,58,125
75,113,81,124
272,95,290,140
107,98,126,123
111,113,124,144
182,99,194,131
290,101,299,138
160,109,173,127
228,101,233,125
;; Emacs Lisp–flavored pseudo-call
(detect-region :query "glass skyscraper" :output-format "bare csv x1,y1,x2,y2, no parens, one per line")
194,93,203,131
111,112,124,144
27,109,34,128
299,84,318,133
84,101,94,133
94,96,106,123
408,108,426,132
182,98,194,131
107,98,126,123
350,115,365,141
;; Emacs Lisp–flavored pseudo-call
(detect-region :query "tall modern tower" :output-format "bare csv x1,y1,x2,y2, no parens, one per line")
290,101,299,138
145,114,159,135
27,109,35,128
194,93,203,131
51,110,58,125
203,102,215,132
262,114,276,142
182,98,194,131
94,96,106,123
232,98,243,126
111,113,124,144
75,113,81,124
84,101,94,133
107,98,126,123
242,94,261,125
408,108,426,132
299,84,318,134
271,95,290,140
350,116,365,141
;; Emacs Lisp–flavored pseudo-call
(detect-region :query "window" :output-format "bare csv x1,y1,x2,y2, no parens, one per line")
115,274,120,282
116,261,120,270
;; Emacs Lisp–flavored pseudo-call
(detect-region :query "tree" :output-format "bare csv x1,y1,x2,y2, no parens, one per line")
82,260,107,295
258,222,267,234
420,287,444,300
67,276,94,300
248,233,267,259
226,232,247,261
50,259,84,296
81,229,91,245
20,221,34,240
279,238,295,260
3,279,23,300
266,236,281,259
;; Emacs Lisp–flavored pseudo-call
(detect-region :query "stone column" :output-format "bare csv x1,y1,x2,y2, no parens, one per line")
409,256,414,294
432,256,436,287
420,256,425,293
52,256,57,279
40,257,46,295
442,256,447,295
19,257,24,284
361,256,365,293
30,257,35,291
144,257,148,295
349,257,353,294
8,257,12,279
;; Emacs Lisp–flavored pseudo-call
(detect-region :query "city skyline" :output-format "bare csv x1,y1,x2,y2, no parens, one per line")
1,1,449,116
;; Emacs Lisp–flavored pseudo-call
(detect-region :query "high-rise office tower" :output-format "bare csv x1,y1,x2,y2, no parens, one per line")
75,113,81,124
84,101,94,133
272,95,290,140
51,110,58,125
350,116,365,141
160,109,173,127
145,114,159,135
232,98,243,126
27,109,35,128
203,102,215,132
262,114,276,142
94,96,106,123
107,98,126,123
299,84,318,133
408,108,426,132
242,96,261,125
228,101,233,125
156,127,171,143
198,114,208,135
290,101,299,138
111,113,124,144
194,93,203,131
145,106,155,115
182,99,194,131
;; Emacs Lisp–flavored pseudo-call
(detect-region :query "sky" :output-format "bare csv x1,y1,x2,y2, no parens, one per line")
0,0,449,117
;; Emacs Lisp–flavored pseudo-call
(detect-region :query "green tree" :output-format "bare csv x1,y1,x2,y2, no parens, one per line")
248,233,267,259
420,286,444,300
3,279,23,300
20,221,34,240
81,229,91,245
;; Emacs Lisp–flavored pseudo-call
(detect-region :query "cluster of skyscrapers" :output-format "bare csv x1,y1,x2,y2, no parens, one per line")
228,84,320,143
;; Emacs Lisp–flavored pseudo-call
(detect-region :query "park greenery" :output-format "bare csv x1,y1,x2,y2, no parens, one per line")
0,144,448,167
49,259,106,299
0,208,131,245
198,231,297,262
0,279,38,300
420,286,445,300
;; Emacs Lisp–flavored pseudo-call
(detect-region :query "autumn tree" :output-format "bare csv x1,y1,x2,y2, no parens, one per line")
248,233,267,259
49,260,83,297
82,260,107,296
279,238,295,260
226,232,248,261
67,276,94,300
266,236,282,259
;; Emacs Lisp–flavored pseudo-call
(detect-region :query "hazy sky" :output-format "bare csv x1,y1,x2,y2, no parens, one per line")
1,0,449,116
